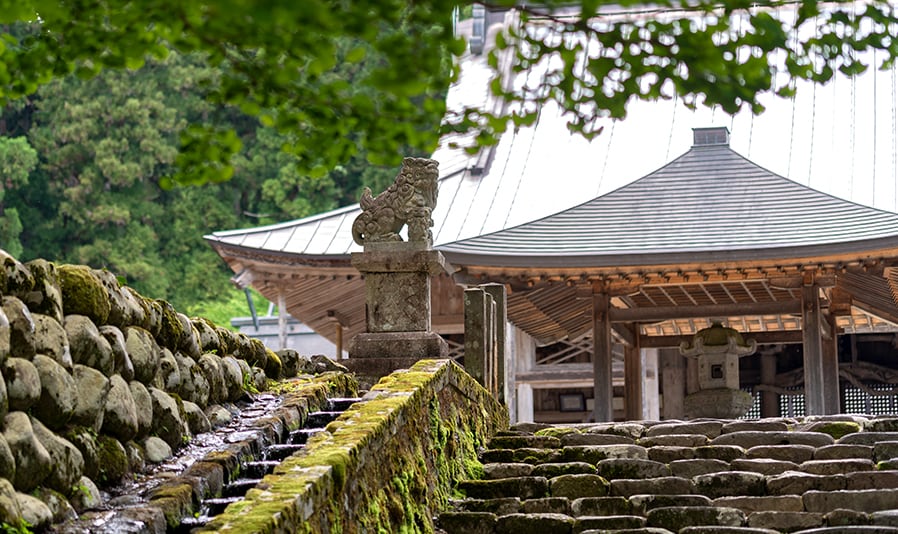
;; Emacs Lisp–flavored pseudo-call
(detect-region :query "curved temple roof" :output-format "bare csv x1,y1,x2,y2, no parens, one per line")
439,129,898,269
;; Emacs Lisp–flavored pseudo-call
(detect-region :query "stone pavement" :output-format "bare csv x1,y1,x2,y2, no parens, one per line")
438,416,898,534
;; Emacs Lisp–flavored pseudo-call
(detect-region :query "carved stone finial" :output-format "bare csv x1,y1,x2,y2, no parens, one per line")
351,157,439,248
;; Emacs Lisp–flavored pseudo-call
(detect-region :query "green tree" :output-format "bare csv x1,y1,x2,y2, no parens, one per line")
2,1,896,183
0,135,37,257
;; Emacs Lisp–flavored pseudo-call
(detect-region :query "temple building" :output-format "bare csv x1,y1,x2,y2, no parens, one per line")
206,8,898,423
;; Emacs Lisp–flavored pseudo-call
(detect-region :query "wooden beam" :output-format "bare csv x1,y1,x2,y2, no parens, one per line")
612,323,636,347
593,289,614,422
639,330,804,348
802,283,827,415
610,300,802,323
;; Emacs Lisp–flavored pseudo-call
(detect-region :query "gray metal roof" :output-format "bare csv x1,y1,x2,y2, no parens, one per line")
439,133,898,269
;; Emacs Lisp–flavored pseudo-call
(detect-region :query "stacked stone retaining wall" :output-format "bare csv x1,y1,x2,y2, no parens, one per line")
200,359,509,534
0,249,316,531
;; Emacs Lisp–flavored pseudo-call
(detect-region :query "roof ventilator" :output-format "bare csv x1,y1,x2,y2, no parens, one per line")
692,126,730,147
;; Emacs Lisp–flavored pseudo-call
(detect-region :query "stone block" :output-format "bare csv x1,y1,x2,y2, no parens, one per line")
550,474,610,499
747,511,824,532
721,420,791,434
439,511,497,534
510,448,563,464
495,513,575,534
680,528,778,534
846,471,898,490
800,459,876,476
522,497,571,515
838,433,898,447
532,462,597,478
669,459,730,478
648,446,696,463
562,433,636,446
747,445,817,463
866,419,898,433
803,489,898,513
561,445,648,464
596,458,670,480
693,471,767,498
825,508,871,526
874,442,898,463
610,477,695,497
815,445,874,461
458,477,550,500
574,515,646,532
694,445,746,462
639,434,710,448
646,506,745,531
451,497,522,515
786,528,898,534
767,472,847,495
484,463,535,479
713,495,804,513
628,494,712,515
645,422,724,438
579,423,645,440
871,509,898,527
711,431,834,449
571,496,631,516
490,435,561,450
731,458,799,476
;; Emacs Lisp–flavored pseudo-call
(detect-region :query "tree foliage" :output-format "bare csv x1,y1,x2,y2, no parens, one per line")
1,1,897,181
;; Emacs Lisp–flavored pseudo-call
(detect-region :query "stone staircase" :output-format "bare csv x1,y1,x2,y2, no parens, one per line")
438,416,898,534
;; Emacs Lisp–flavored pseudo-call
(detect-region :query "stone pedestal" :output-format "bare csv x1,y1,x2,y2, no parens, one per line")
680,321,757,420
685,388,754,419
347,245,452,386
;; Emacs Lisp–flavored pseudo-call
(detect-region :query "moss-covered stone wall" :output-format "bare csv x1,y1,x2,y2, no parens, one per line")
0,249,320,531
200,359,510,534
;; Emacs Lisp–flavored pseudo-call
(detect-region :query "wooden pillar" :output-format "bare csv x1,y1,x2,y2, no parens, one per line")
335,322,343,360
802,281,826,415
482,283,507,404
592,288,614,422
822,314,840,414
277,289,287,350
517,382,534,423
643,348,660,420
660,348,685,420
760,351,779,418
624,341,643,421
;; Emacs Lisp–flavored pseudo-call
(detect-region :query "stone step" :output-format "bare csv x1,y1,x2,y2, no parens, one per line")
645,506,746,531
495,513,573,534
610,477,695,497
713,495,804,513
489,435,562,450
746,510,825,532
457,477,550,500
803,489,898,513
596,458,670,480
532,462,598,478
711,431,835,449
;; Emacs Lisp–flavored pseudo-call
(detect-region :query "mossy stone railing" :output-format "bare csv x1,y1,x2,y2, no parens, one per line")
200,359,509,533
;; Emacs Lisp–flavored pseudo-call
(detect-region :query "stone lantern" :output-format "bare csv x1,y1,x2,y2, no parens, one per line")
679,321,757,419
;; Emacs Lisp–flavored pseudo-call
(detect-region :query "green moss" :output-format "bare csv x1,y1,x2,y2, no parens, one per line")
57,264,111,324
154,299,185,351
811,421,861,440
200,360,507,534
535,426,581,439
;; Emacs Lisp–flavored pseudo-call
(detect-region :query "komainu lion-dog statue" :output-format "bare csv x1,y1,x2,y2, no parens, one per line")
351,157,439,247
